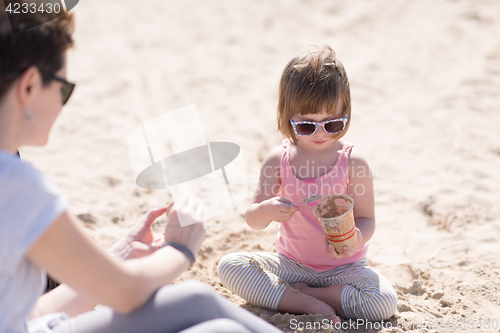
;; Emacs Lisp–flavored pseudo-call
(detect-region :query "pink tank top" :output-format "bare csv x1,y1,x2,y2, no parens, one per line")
276,139,368,272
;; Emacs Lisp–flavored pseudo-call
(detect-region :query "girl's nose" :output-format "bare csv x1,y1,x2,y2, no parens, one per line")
315,124,328,135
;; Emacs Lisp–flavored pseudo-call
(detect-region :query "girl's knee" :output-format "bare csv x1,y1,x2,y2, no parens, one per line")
343,285,398,321
383,288,398,319
217,253,234,274
218,252,247,269
217,252,252,283
366,288,398,321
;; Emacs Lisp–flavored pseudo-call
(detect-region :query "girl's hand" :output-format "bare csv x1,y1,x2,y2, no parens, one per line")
163,196,206,257
261,197,300,223
324,227,362,259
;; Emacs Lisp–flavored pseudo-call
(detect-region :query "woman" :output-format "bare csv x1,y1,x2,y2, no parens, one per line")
0,4,281,333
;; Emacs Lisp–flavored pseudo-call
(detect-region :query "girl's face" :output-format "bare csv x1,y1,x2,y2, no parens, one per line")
291,107,346,151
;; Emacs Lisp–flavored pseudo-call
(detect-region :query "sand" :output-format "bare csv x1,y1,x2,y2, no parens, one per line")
20,0,500,332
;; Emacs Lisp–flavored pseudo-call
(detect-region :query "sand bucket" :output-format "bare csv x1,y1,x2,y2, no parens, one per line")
313,194,357,255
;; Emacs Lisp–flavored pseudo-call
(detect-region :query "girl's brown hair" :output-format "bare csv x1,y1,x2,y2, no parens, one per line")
277,45,351,145
0,1,75,102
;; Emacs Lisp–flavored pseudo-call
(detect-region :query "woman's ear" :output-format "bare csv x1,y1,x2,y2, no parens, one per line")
16,66,41,106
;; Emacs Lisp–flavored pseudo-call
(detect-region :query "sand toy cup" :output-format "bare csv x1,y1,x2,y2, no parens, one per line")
313,194,357,255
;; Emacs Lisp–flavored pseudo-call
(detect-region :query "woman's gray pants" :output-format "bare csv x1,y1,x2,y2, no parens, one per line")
51,281,282,333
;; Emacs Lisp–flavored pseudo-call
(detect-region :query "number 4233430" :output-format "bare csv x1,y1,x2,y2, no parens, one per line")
5,1,63,14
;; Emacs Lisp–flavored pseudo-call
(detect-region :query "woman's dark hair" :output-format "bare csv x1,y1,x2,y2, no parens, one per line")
0,0,74,102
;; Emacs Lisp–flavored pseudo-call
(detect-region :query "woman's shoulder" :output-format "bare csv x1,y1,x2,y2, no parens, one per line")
0,151,63,200
0,150,67,221
0,151,44,184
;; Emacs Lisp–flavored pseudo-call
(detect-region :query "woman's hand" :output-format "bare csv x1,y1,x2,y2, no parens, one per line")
324,227,362,259
261,197,300,223
109,207,167,260
163,196,206,257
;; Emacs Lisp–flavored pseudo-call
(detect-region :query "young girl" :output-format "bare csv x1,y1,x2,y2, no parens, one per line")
218,45,397,323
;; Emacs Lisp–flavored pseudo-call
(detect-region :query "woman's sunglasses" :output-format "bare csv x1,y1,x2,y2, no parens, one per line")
41,72,75,105
290,113,348,136
5,68,75,106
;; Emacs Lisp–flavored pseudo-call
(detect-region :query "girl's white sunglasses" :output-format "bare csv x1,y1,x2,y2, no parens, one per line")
290,113,348,136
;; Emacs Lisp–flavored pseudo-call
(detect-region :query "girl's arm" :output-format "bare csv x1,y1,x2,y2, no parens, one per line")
26,200,205,315
245,146,299,230
348,148,376,247
326,148,375,258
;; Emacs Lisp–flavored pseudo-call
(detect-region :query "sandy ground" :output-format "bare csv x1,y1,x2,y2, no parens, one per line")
21,0,500,332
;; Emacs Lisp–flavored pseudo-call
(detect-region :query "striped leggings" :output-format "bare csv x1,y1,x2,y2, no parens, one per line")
217,252,397,321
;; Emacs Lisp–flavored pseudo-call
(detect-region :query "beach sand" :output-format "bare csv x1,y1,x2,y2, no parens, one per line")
21,0,500,332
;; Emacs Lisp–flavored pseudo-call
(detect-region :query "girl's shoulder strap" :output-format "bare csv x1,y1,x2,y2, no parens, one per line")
337,139,354,184
342,140,354,157
280,138,291,162
280,139,292,179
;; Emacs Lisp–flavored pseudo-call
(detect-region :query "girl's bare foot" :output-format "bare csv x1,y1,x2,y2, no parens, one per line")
291,283,347,320
284,284,341,324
